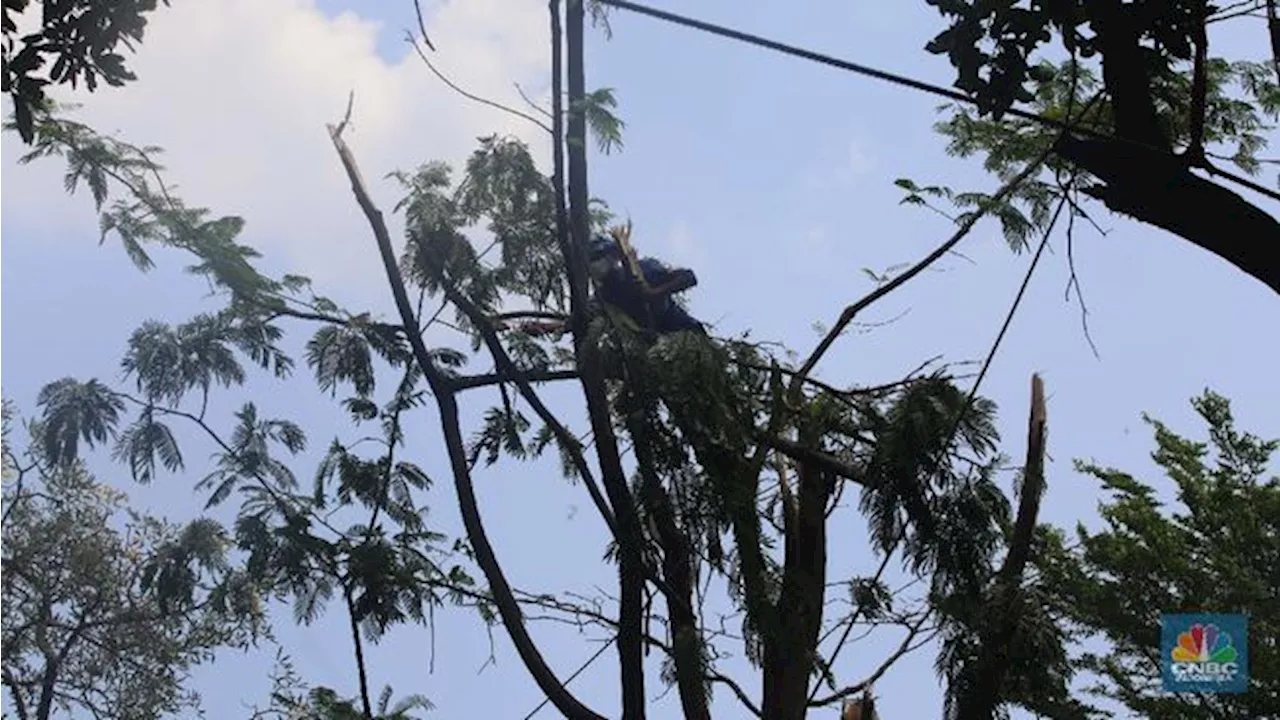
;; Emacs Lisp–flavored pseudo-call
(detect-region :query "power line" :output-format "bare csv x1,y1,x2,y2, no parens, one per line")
601,0,1005,117
595,0,1280,204
522,637,617,719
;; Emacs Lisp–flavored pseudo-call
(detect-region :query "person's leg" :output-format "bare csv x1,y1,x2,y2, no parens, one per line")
658,304,706,335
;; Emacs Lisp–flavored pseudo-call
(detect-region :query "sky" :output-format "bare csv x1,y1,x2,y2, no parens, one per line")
2,1,1278,719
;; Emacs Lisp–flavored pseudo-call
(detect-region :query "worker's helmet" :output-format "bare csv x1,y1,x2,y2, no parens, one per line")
588,235,621,260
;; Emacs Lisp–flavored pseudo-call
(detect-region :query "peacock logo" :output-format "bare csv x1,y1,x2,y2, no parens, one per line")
1170,623,1238,664
1161,613,1248,693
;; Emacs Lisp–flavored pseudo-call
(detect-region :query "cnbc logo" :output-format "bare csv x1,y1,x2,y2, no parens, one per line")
1161,613,1249,693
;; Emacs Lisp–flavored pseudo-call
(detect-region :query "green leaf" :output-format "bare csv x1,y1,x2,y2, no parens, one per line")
576,87,626,155
306,325,376,397
111,411,185,484
36,377,126,465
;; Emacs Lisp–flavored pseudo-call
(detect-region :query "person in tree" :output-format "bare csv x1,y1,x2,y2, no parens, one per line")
498,225,707,337
586,232,706,336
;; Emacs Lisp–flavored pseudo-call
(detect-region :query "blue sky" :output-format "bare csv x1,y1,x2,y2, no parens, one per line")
2,1,1277,718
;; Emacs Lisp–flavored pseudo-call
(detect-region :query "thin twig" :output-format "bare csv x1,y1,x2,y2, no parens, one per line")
809,615,939,706
404,34,552,134
807,550,895,703
514,82,555,119
791,148,1055,395
410,0,437,51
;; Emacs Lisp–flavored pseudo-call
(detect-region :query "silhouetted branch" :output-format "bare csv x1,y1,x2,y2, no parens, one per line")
810,613,938,707
791,146,1056,394
953,374,1048,720
327,115,605,720
404,5,551,134
452,369,580,391
562,0,649,715
342,588,374,719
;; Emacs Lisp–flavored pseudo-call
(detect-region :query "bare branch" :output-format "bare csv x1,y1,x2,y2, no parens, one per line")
809,615,938,707
790,146,1055,394
711,672,763,717
326,114,605,720
760,434,865,486
522,638,617,720
953,374,1049,720
410,0,437,51
452,369,579,392
404,33,552,134
514,82,555,119
809,550,895,702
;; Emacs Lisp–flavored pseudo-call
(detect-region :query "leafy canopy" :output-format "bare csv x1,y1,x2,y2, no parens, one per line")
2,0,172,143
1,401,265,720
1037,391,1279,720
5,93,1088,717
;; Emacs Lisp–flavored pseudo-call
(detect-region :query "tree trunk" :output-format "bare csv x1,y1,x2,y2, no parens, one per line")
563,2,648,717
763,462,831,720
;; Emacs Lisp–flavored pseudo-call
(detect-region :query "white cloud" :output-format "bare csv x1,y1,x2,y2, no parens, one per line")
1,0,553,295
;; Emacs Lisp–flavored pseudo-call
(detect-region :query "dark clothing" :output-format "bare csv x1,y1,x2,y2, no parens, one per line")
597,257,706,335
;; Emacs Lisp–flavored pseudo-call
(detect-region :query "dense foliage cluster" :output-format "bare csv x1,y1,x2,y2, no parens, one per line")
2,0,170,143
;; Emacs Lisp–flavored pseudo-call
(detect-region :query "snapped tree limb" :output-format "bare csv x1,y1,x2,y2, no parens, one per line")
326,117,606,720
953,373,1048,720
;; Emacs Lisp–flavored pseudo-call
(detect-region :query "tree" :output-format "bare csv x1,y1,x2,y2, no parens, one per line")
919,0,1280,295
1,0,172,144
5,2,1090,718
0,400,266,720
1036,391,1279,719
248,650,433,720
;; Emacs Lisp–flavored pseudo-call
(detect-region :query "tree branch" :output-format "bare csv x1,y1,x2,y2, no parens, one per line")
1058,135,1280,295
808,549,895,704
760,434,865,486
1056,3,1280,296
343,587,374,719
954,373,1048,720
405,0,551,133
763,455,832,719
452,368,580,392
327,116,605,720
1187,0,1209,165
1268,0,1280,82
809,613,937,707
627,416,711,720
562,1,648,716
790,147,1055,395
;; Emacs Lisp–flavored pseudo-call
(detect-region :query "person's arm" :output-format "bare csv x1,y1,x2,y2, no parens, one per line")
494,318,568,336
637,260,697,297
519,319,568,336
